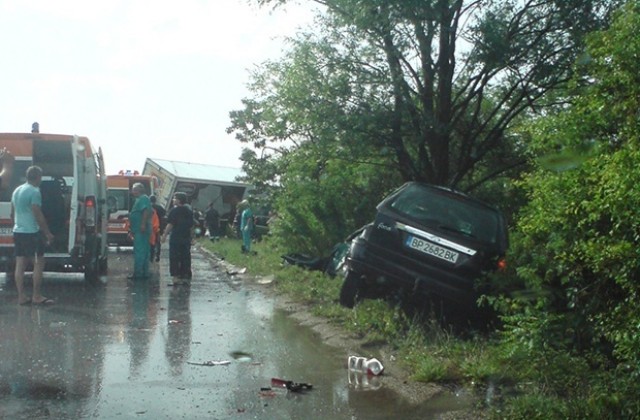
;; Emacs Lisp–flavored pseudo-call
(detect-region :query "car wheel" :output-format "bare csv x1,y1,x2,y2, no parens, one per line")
84,235,100,282
339,270,364,308
99,256,108,275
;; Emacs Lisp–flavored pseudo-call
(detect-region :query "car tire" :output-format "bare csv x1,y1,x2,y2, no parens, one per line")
84,235,100,282
99,255,108,276
339,270,364,308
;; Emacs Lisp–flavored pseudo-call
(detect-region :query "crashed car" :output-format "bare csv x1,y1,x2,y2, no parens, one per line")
339,182,508,311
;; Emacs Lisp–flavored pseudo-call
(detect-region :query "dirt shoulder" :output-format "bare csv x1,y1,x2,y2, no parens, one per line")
200,246,486,418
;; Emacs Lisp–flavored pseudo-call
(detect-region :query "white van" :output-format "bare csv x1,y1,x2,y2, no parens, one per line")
0,130,108,282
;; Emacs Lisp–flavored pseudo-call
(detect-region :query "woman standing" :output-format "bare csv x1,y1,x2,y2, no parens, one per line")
161,192,194,285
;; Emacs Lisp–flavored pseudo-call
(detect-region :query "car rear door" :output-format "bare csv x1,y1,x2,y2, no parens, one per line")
67,135,81,253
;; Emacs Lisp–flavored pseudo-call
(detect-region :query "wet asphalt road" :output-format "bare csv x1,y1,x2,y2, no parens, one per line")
0,245,473,419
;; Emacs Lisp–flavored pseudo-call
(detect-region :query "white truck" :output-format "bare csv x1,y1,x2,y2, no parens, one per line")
142,158,250,234
0,128,108,282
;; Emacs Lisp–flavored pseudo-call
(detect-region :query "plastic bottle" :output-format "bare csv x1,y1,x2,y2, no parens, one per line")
348,356,384,376
365,358,384,376
348,355,367,371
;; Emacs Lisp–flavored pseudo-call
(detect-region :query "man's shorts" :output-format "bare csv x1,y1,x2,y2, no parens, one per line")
13,232,46,257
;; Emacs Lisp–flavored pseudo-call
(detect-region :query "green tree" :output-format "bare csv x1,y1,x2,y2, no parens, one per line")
495,3,640,415
236,0,619,187
228,0,619,253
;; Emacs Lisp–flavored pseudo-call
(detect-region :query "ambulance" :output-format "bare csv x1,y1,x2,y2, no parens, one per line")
0,126,109,282
106,171,157,247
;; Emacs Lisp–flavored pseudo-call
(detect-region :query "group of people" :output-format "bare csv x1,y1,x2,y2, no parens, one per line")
128,184,195,285
4,144,260,304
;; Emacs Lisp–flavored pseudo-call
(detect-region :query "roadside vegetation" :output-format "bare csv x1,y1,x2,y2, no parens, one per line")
216,1,640,418
199,237,504,392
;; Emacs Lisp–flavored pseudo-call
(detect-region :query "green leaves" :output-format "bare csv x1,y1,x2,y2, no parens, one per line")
495,3,640,415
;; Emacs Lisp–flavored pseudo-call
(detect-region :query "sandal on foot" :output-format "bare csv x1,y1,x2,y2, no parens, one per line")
19,298,32,306
32,298,55,306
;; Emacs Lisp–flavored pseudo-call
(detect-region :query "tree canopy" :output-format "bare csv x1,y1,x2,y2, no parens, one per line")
231,0,620,188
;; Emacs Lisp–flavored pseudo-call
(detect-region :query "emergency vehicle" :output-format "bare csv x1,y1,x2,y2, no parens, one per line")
106,171,157,246
0,127,108,282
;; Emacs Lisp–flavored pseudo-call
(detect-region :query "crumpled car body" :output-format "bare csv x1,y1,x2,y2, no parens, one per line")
339,182,508,311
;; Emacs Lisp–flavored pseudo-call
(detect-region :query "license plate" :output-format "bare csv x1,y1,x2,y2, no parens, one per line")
405,235,459,263
0,227,12,235
108,223,125,229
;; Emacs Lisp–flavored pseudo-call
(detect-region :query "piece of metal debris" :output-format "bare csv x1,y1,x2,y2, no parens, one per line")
187,360,231,366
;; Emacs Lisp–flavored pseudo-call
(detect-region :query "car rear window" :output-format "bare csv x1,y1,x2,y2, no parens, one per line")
387,183,501,244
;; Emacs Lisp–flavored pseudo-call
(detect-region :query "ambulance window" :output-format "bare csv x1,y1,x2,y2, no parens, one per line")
0,160,31,202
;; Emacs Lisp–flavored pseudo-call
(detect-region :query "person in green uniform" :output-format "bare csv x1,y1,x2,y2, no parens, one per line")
128,182,152,279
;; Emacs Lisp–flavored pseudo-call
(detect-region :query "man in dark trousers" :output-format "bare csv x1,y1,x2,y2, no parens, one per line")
204,201,219,240
149,195,166,262
161,192,194,285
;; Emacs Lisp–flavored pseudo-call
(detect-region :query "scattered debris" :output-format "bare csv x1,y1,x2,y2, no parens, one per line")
259,387,277,397
257,275,274,285
226,267,247,276
271,377,313,393
187,360,231,367
348,356,384,376
229,351,253,362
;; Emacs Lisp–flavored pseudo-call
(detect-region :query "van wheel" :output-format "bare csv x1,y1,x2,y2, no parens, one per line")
85,262,99,282
339,270,364,308
99,256,108,275
84,235,100,282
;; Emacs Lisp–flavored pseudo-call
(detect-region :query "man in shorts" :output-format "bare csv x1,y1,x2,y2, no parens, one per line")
11,165,55,305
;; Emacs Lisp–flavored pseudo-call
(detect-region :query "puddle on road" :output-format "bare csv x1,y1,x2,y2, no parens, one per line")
253,307,479,419
0,253,481,419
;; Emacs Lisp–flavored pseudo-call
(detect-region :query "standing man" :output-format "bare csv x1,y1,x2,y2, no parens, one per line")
11,165,55,305
149,195,166,262
129,182,152,279
204,201,219,240
161,192,194,285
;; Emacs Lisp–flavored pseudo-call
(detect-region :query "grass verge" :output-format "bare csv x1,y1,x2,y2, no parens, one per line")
199,237,503,384
199,236,638,418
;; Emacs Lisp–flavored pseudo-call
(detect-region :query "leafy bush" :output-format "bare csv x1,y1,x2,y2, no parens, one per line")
491,3,640,416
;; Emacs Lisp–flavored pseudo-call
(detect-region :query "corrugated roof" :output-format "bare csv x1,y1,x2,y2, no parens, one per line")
146,158,248,185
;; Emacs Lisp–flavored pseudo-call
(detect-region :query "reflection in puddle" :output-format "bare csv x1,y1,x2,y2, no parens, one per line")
347,371,382,391
0,379,68,400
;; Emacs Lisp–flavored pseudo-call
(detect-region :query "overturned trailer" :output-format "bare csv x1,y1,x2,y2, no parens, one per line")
141,158,250,233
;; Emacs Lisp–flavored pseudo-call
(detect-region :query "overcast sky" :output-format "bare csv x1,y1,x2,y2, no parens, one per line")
0,0,313,174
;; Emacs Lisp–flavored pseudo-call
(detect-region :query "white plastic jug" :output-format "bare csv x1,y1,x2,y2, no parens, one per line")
365,358,384,376
347,356,384,376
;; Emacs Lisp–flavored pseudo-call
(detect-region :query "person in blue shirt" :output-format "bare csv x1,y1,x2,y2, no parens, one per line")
239,200,254,254
11,165,55,305
128,182,152,279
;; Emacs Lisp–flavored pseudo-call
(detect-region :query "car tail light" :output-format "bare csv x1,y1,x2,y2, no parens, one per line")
496,257,507,271
86,196,96,227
